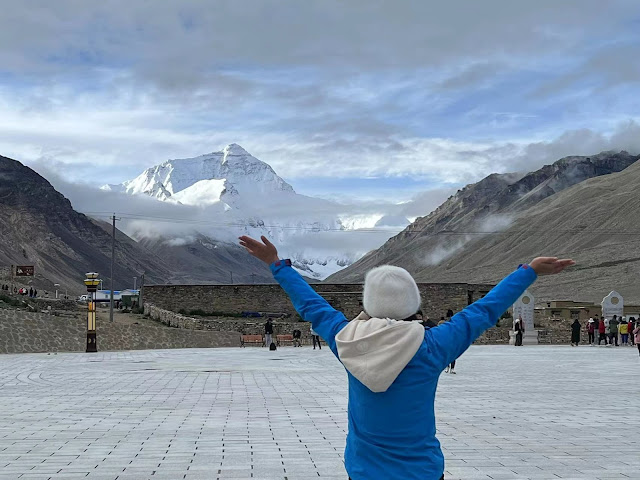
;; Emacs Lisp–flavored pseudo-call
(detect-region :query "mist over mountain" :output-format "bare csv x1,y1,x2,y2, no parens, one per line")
328,151,640,303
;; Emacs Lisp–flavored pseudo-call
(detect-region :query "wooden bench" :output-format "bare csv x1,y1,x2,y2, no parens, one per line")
241,334,264,347
276,334,294,346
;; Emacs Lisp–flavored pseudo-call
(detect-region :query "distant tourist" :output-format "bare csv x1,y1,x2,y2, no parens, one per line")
310,325,321,350
422,317,437,329
239,234,573,480
33,289,37,298
608,315,619,346
292,328,302,347
629,317,636,346
570,319,581,346
264,318,274,348
514,315,524,346
598,318,608,345
417,310,437,329
619,319,629,346
437,318,457,373
587,318,596,345
29,287,33,298
633,322,640,356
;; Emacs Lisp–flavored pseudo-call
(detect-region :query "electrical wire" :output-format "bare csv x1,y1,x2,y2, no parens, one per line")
81,210,640,237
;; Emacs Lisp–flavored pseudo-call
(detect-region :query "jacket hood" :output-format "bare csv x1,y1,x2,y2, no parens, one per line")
335,311,425,393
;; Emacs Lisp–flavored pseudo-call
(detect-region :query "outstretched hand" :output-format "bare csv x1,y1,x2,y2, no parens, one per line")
239,235,279,265
529,257,575,275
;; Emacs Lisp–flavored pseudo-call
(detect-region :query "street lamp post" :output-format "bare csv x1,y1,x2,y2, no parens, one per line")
84,272,100,353
54,283,60,299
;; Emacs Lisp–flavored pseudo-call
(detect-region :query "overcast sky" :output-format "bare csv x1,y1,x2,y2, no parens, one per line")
1,0,640,207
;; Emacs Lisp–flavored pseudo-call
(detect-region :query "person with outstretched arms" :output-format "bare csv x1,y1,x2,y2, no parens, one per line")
239,235,574,480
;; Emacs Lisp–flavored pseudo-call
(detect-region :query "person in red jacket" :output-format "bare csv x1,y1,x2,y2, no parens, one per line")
598,318,607,345
587,319,596,345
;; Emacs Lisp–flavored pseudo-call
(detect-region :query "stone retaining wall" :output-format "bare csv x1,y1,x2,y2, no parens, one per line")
145,303,316,342
145,282,494,321
0,308,241,354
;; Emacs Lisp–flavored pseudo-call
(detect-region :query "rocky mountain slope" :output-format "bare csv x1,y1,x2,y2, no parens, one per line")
0,155,179,293
328,151,640,303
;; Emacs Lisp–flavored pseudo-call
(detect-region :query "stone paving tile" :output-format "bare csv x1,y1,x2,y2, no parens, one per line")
0,345,639,479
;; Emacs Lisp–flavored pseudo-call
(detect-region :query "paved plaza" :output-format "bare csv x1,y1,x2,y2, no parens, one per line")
0,345,639,480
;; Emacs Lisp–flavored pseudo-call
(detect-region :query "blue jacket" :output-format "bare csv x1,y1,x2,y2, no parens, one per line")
271,261,537,480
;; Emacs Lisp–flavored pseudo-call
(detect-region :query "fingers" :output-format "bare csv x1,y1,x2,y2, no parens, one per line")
261,236,275,248
239,235,262,249
557,259,575,266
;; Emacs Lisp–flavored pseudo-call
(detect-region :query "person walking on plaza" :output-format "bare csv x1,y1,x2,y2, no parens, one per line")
629,317,636,346
587,319,596,345
599,318,608,345
264,318,274,348
619,319,629,346
608,315,619,346
570,319,581,346
633,322,640,356
437,318,457,373
239,234,574,480
310,325,321,349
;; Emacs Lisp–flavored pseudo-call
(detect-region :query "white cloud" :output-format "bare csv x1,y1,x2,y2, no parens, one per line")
1,0,639,204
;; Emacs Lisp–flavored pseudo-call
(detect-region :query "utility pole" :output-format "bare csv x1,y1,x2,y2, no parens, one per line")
139,272,145,309
109,214,116,323
133,276,137,290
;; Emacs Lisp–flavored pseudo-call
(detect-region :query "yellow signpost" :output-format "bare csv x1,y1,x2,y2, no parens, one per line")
84,273,100,353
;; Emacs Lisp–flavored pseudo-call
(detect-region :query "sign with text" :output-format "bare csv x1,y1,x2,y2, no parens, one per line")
14,265,35,276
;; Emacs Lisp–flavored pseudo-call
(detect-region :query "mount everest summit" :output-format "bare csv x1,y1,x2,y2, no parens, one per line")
102,144,410,279
103,144,294,206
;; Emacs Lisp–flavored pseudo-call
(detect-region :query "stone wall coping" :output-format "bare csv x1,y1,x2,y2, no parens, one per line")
145,281,496,288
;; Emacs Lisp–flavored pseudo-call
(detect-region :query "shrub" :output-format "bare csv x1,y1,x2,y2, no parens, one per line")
0,294,20,307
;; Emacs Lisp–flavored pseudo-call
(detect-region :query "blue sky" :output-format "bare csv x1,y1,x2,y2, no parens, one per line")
1,0,639,207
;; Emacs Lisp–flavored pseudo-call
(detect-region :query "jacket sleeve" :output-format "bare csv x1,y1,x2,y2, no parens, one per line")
424,264,537,372
271,260,349,356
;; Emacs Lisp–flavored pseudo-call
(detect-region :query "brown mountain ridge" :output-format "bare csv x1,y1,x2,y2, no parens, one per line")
327,151,640,304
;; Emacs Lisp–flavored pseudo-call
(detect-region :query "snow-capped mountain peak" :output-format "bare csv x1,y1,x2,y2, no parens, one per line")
221,143,249,163
100,143,406,280
102,143,294,205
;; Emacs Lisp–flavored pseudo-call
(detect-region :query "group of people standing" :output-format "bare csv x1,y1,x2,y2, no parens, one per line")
264,317,322,350
572,315,640,354
1,284,37,297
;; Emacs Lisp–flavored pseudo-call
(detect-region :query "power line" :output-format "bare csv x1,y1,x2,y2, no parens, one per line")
81,211,640,237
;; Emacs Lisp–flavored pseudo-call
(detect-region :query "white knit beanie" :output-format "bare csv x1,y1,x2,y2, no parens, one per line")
362,265,421,320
